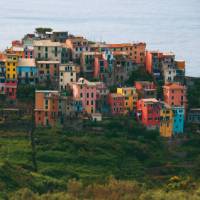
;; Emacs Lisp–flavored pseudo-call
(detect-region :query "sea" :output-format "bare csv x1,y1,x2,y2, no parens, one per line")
0,0,199,77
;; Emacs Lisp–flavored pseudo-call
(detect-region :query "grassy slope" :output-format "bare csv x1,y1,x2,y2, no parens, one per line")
0,117,199,198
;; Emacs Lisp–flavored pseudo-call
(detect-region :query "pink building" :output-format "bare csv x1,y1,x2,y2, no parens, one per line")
163,83,187,109
108,93,125,115
137,98,161,129
71,78,97,114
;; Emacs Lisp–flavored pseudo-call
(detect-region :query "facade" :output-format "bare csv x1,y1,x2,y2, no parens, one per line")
95,82,109,113
107,43,146,65
37,60,60,84
108,93,125,115
188,108,200,124
137,98,161,129
33,40,62,62
163,83,187,110
160,103,174,137
59,62,77,91
35,90,59,127
17,58,37,84
135,81,157,99
5,53,18,80
71,78,97,114
80,52,102,75
23,46,34,59
66,36,90,63
117,87,138,114
94,50,114,83
146,51,163,79
172,106,184,135
111,52,138,86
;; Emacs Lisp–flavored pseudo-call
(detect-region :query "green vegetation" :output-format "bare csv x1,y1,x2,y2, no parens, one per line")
35,27,53,35
187,78,200,108
0,117,200,199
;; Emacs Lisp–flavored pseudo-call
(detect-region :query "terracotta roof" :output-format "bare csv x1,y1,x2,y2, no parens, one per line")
163,83,186,89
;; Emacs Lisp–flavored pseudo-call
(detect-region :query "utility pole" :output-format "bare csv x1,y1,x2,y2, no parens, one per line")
29,104,37,172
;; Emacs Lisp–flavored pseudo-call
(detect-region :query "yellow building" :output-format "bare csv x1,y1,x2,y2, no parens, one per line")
6,53,18,80
160,104,174,137
117,87,138,114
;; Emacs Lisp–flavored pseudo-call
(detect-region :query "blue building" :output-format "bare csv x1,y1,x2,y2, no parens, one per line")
17,58,38,84
73,98,83,113
172,106,184,135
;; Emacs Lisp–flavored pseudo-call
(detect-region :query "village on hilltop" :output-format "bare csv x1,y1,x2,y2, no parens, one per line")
0,28,199,137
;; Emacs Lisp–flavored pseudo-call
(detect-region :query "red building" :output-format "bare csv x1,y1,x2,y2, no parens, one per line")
4,80,18,100
137,98,161,129
108,93,125,115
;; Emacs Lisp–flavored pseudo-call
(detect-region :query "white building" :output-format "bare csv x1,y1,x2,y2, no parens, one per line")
59,62,77,91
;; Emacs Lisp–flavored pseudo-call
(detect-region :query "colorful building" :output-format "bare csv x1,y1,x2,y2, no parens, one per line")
163,83,187,110
23,46,34,59
33,40,62,62
107,43,146,65
95,82,109,113
5,53,18,80
71,78,97,114
146,51,163,78
66,36,90,63
17,58,37,84
172,106,185,135
108,93,125,115
135,81,157,99
35,90,59,127
160,103,174,137
117,87,138,114
59,62,77,91
80,51,102,76
37,60,60,84
137,98,161,129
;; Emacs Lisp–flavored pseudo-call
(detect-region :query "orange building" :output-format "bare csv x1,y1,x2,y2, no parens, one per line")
35,90,59,127
146,51,163,75
175,60,185,70
107,42,146,65
163,83,187,109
